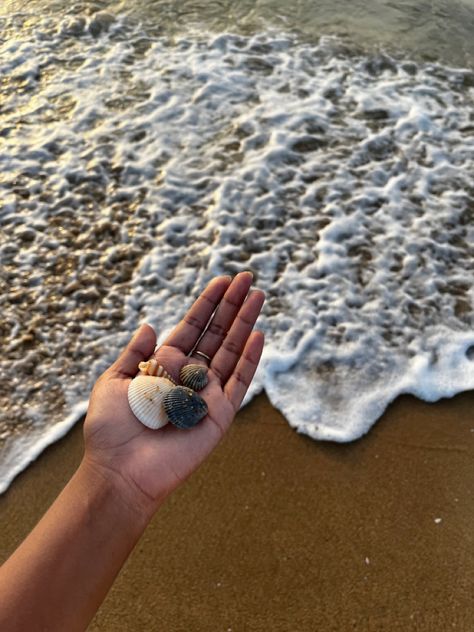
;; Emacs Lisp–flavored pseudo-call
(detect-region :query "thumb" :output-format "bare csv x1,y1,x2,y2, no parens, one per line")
111,324,157,377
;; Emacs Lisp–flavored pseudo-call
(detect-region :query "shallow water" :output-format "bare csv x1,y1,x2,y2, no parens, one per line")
0,0,473,492
3,0,474,66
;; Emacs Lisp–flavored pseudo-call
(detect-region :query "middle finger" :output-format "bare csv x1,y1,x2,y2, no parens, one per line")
210,289,265,385
190,271,253,362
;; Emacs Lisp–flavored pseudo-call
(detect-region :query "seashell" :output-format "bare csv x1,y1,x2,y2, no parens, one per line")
128,375,175,430
179,364,209,391
138,359,176,384
163,386,208,430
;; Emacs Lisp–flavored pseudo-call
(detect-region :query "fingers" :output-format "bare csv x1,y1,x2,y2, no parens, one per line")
210,289,265,384
162,276,231,354
224,331,265,412
111,324,157,377
190,271,254,362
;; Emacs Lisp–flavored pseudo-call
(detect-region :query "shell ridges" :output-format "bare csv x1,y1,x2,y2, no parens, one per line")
138,359,176,384
179,363,209,391
128,375,175,430
163,386,208,429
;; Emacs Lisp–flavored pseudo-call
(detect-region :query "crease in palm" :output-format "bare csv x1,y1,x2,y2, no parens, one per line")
83,273,265,503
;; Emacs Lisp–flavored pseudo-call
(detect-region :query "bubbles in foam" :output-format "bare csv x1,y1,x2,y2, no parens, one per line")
0,14,473,491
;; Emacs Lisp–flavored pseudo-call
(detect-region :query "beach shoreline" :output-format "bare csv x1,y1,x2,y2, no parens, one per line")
1,391,473,631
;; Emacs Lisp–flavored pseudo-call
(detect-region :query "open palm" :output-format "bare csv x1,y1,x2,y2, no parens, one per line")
83,273,265,515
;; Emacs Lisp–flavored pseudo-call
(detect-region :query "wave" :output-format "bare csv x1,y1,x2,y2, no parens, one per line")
1,14,473,491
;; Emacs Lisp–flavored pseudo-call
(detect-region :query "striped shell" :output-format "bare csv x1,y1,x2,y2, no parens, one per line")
138,359,176,384
163,386,208,430
128,375,175,429
179,364,209,391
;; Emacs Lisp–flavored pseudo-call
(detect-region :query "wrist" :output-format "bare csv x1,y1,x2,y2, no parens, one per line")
76,456,158,537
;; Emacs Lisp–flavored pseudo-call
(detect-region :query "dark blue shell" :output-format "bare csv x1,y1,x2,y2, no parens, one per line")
163,386,208,429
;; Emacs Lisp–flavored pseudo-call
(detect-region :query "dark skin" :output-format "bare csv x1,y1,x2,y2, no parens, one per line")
0,273,265,632
85,272,265,508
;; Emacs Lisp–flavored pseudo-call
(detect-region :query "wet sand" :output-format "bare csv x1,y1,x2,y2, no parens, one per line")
1,392,474,631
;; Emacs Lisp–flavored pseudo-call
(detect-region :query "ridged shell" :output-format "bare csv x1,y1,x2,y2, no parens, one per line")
138,359,176,384
128,375,175,429
163,386,208,430
179,364,209,391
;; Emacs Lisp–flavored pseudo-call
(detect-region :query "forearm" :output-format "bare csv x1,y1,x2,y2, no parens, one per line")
0,458,157,632
0,275,264,630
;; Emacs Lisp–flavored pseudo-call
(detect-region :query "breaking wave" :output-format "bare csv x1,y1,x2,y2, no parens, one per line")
1,11,473,491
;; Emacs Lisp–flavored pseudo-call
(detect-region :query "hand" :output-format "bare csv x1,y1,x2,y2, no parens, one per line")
83,273,265,518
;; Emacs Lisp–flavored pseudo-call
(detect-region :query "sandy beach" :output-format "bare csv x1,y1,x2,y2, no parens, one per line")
1,392,473,631
2,1,474,629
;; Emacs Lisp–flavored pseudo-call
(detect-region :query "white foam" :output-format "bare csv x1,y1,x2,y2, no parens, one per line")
0,401,88,495
1,14,473,492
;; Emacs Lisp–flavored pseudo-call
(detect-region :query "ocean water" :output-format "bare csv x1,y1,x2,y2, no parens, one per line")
1,0,473,493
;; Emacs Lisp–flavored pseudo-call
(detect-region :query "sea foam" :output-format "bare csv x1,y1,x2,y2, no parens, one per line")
0,14,473,492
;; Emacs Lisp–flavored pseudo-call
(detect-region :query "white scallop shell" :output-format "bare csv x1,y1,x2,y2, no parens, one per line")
127,375,175,429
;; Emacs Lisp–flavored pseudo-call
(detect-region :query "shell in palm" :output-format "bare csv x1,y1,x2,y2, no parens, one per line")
179,364,209,391
127,375,175,430
138,359,176,384
163,386,208,429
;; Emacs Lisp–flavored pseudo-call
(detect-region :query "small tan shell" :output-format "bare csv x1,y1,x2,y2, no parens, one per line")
138,359,176,384
179,364,209,391
128,375,175,429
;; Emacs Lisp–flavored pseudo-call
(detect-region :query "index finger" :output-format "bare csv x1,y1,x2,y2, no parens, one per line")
162,276,232,354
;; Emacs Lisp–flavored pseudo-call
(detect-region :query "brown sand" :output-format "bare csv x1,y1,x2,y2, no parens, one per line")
1,392,474,631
